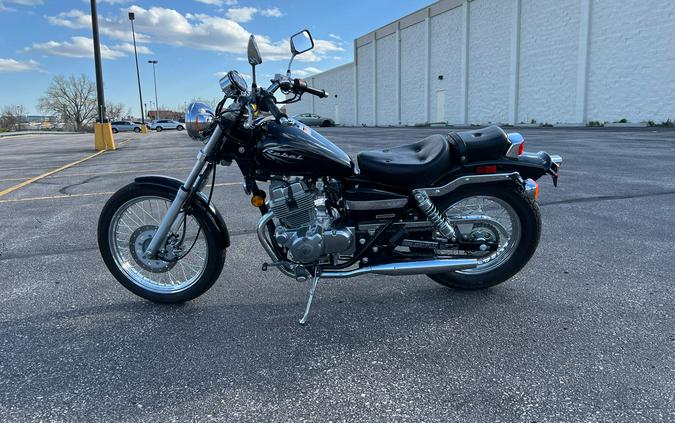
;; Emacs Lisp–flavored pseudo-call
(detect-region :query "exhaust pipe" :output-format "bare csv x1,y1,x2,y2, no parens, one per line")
321,258,479,279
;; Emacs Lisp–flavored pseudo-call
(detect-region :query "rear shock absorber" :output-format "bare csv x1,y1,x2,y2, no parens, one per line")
414,191,457,241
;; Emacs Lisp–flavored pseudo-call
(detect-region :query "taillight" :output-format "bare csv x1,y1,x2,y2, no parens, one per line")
518,142,525,155
476,165,497,174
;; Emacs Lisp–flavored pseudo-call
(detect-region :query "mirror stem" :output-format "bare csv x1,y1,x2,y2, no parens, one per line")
251,65,257,91
287,54,296,77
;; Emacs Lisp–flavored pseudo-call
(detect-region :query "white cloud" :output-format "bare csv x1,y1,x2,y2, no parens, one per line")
293,67,323,78
225,6,256,23
260,8,283,18
0,58,40,72
43,6,343,62
27,36,125,60
0,0,42,11
46,9,150,43
114,43,153,55
195,0,237,6
328,33,342,40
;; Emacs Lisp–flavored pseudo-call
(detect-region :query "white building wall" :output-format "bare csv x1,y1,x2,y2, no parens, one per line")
467,0,513,124
294,0,675,127
376,34,398,126
357,43,375,126
429,7,464,124
586,0,675,122
518,0,580,124
400,22,427,125
285,63,356,126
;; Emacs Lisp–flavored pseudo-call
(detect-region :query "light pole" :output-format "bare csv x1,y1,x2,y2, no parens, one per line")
128,12,145,128
90,0,115,150
148,60,159,121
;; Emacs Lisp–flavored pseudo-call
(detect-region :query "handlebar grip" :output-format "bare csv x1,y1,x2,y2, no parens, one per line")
293,79,329,98
260,94,286,122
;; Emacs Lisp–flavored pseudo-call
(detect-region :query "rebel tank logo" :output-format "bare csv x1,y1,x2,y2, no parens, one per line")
263,149,303,162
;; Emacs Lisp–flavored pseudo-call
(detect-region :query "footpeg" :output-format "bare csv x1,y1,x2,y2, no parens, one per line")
299,276,320,325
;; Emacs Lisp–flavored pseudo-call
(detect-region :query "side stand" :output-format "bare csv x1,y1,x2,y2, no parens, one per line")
299,275,320,325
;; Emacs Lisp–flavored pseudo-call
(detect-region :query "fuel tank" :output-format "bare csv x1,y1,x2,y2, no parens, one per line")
256,118,354,177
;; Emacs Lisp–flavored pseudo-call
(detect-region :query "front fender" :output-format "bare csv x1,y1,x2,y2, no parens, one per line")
134,175,231,248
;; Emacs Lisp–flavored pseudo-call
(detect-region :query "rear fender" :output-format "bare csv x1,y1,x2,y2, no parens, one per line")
434,151,561,187
134,175,231,248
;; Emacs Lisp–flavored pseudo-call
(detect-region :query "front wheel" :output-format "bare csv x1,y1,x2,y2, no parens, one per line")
156,126,163,132
176,125,184,131
133,127,141,133
97,182,226,303
428,184,541,290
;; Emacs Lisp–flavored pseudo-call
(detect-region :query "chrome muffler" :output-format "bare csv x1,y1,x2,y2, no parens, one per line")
320,258,479,279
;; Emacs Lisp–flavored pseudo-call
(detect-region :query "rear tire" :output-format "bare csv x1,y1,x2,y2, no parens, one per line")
176,125,184,131
112,128,118,134
133,127,141,133
321,120,331,127
428,184,541,290
156,126,163,132
97,183,226,303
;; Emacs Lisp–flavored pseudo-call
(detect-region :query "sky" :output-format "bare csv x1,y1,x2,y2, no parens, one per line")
0,0,433,116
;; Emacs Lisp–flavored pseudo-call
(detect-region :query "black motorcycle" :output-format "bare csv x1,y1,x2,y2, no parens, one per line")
98,30,562,324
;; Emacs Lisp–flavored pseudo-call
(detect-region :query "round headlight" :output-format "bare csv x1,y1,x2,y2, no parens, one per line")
185,102,214,142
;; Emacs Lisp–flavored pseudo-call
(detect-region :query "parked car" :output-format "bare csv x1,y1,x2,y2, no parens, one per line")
292,113,335,127
111,121,142,134
148,119,185,132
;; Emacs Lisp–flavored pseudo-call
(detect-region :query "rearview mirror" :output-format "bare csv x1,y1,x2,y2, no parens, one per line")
290,30,314,55
247,35,262,66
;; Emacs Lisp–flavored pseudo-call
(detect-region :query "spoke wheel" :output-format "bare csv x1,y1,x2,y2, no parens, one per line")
428,184,541,290
98,182,226,303
443,195,521,275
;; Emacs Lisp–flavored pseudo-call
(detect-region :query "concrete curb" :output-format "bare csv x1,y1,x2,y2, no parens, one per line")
0,131,81,139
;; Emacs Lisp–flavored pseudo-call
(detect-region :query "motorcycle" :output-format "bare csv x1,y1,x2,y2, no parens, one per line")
97,30,562,324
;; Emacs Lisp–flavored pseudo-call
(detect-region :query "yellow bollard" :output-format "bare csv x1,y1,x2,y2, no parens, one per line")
94,122,116,151
140,124,148,134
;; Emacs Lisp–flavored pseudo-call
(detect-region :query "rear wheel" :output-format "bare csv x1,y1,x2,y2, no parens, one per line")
156,126,163,132
428,184,541,290
97,183,226,303
112,128,119,134
321,120,332,127
176,125,184,131
133,127,141,133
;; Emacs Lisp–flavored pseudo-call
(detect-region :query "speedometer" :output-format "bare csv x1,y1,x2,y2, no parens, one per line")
219,70,248,94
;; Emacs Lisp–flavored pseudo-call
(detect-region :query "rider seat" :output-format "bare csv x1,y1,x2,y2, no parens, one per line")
357,134,451,189
448,125,510,163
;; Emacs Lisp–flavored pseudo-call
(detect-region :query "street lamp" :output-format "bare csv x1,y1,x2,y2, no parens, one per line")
148,60,159,121
128,12,145,127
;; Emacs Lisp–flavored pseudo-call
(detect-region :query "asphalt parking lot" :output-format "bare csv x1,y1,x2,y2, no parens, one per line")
1,127,674,422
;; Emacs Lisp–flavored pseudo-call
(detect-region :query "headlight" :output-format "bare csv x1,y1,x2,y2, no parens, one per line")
185,102,214,142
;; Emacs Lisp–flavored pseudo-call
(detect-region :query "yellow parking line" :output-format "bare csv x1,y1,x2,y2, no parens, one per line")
0,166,193,182
0,137,134,199
0,150,107,199
0,191,116,204
0,182,242,203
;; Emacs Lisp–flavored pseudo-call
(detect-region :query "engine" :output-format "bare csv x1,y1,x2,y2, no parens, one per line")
269,179,354,264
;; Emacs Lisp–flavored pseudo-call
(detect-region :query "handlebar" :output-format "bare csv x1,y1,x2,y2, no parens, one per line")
292,79,328,98
259,93,287,122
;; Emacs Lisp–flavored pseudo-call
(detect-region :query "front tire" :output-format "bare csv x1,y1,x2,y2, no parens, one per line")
156,126,163,132
112,128,118,134
97,182,226,303
429,184,541,290
176,125,184,131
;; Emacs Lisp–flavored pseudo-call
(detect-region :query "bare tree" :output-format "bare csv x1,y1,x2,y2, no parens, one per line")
0,105,26,131
38,74,97,131
106,102,131,121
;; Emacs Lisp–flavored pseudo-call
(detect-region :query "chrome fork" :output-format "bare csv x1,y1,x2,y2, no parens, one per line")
144,125,223,258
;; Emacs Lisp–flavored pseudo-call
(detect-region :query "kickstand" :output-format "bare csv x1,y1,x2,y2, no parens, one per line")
299,275,320,325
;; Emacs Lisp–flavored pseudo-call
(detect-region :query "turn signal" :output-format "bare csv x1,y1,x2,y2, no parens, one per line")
251,195,265,208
